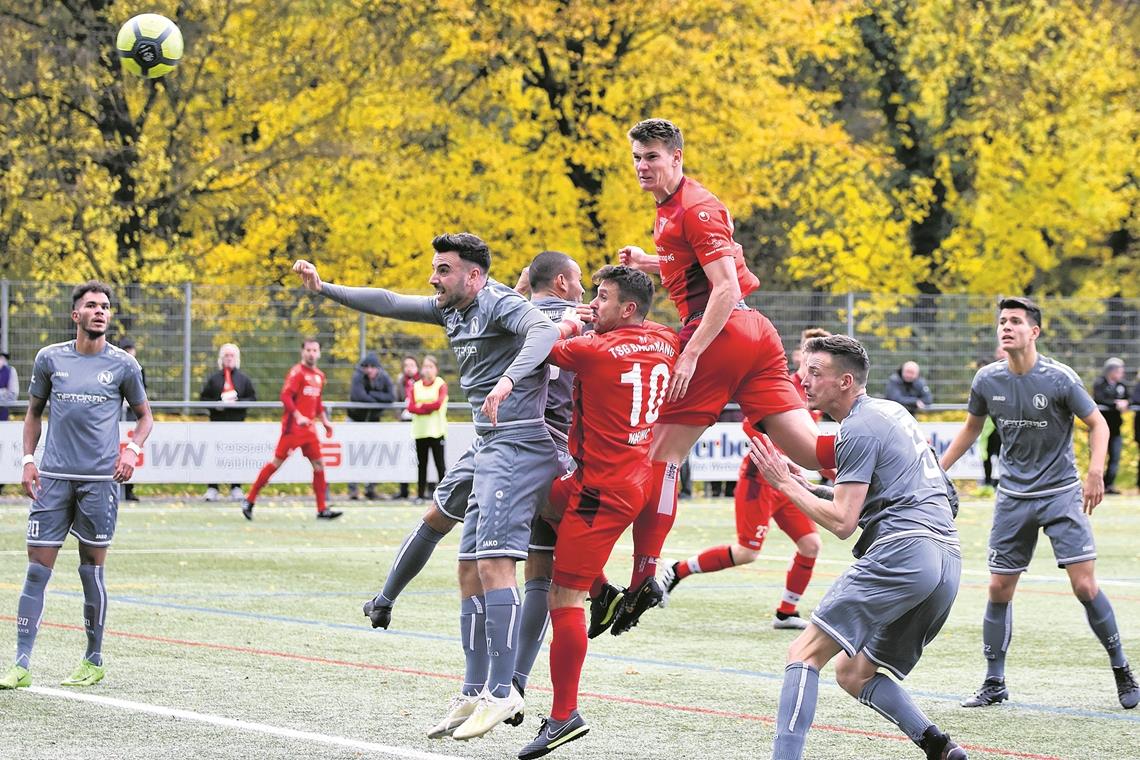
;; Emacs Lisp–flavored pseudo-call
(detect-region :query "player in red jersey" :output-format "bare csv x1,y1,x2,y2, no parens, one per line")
660,329,833,630
610,119,833,634
517,265,679,759
241,338,341,520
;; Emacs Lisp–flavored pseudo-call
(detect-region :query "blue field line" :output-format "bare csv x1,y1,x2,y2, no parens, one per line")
49,591,1140,725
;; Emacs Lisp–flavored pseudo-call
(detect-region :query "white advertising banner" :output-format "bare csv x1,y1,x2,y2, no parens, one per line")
1,419,987,484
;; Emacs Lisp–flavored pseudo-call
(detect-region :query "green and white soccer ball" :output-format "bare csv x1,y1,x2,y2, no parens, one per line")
116,13,183,79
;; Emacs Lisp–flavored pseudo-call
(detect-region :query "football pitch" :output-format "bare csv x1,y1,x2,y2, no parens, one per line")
0,495,1137,760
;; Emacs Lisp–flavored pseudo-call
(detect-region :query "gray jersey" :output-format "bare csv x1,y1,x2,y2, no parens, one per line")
29,341,147,480
968,356,1096,498
531,295,578,436
320,279,558,432
835,395,958,558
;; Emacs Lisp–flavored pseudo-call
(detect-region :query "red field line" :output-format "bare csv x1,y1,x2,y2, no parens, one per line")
6,616,1063,760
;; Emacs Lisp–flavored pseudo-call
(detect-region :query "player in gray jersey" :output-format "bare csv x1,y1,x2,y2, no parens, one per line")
940,297,1137,710
294,234,561,739
750,335,966,760
1,282,152,691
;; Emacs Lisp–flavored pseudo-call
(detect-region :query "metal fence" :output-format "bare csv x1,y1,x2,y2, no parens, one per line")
1,280,1137,416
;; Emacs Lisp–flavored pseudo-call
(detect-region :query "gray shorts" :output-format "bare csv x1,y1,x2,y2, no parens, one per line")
989,486,1095,573
529,444,576,553
27,477,120,548
457,429,559,561
811,535,961,679
434,443,476,521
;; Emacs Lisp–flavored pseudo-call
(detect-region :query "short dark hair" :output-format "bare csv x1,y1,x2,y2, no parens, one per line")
527,250,576,292
71,281,113,309
803,334,870,386
593,265,654,318
302,336,320,347
627,118,683,152
998,296,1042,328
432,232,491,274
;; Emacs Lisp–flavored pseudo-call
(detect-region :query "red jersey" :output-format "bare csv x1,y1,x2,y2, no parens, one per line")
549,321,680,489
653,176,760,323
280,362,326,434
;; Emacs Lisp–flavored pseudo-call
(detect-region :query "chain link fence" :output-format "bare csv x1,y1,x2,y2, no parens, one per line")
1,280,1137,416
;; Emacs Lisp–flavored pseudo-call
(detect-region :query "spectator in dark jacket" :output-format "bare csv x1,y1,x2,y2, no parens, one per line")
200,343,258,502
1093,357,1129,495
347,352,396,500
884,361,933,415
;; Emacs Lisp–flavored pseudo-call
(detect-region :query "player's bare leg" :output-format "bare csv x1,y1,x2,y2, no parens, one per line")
364,502,456,630
1065,560,1138,708
758,408,823,471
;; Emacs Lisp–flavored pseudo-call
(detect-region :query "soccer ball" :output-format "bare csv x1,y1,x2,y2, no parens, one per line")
116,13,183,79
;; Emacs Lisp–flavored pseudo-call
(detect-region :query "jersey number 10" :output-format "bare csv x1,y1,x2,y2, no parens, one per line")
620,362,671,427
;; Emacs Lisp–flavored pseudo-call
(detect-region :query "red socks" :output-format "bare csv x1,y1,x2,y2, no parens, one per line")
589,574,609,599
778,553,817,615
313,470,328,512
676,545,736,580
248,462,278,503
629,461,680,588
548,607,587,721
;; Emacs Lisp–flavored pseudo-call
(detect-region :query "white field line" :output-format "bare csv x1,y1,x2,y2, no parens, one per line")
26,686,470,760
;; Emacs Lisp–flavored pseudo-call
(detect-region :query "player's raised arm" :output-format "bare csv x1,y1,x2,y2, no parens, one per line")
617,245,660,274
939,413,986,471
749,434,862,539
293,259,441,325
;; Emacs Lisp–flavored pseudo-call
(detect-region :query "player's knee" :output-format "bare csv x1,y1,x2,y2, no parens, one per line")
1069,576,1099,602
732,545,759,565
987,576,1017,602
834,661,870,698
796,533,822,558
423,505,457,532
525,550,553,581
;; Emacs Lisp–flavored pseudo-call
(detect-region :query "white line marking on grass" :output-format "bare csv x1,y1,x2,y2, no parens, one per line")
27,686,469,760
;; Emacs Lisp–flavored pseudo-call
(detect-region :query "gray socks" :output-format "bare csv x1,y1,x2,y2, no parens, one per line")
772,662,819,759
982,600,1011,680
513,577,551,691
459,595,488,696
483,586,522,699
858,673,933,743
16,562,52,669
78,564,107,667
1083,590,1126,668
376,520,446,607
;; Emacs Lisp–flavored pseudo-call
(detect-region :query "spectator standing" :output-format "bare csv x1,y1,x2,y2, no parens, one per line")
0,351,18,421
407,355,447,504
884,360,933,416
199,343,258,501
347,352,395,500
1093,357,1129,495
392,355,420,499
118,339,145,502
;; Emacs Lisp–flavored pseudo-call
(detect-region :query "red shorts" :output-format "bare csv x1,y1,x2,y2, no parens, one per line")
660,309,804,427
734,457,816,550
273,428,322,461
552,477,648,590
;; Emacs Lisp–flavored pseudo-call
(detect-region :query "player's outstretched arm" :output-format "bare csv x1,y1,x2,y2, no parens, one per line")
21,395,47,498
939,413,986,471
1079,408,1108,513
618,245,661,274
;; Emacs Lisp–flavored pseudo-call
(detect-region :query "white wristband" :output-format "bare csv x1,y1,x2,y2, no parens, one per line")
21,454,35,467
125,441,143,456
